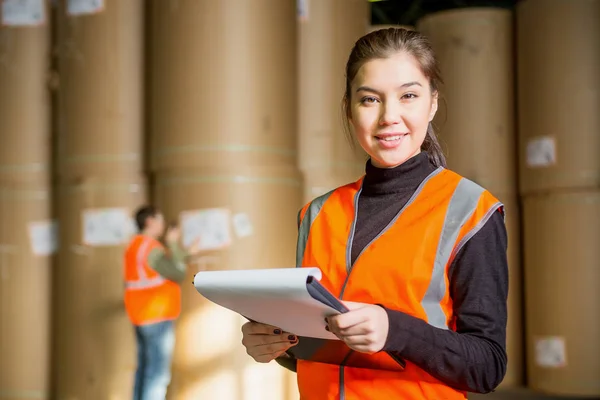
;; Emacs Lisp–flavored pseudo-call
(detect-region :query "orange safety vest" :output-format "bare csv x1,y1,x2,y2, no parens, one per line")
123,234,182,326
295,167,504,400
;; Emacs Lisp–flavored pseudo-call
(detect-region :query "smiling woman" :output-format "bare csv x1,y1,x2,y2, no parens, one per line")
342,28,446,169
347,53,435,168
240,27,509,400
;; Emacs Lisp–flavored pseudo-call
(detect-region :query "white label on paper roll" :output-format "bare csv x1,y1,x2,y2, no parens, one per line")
535,336,567,368
297,0,309,21
1,0,45,26
67,0,103,16
232,213,253,238
82,208,133,246
28,220,58,256
180,208,231,251
526,136,556,167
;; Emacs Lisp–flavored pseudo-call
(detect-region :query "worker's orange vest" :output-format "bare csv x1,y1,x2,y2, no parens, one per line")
295,167,504,400
123,234,181,326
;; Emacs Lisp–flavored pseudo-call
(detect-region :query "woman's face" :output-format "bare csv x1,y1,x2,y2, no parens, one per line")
348,51,438,168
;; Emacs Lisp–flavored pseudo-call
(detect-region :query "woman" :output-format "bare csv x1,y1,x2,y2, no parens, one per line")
241,28,508,399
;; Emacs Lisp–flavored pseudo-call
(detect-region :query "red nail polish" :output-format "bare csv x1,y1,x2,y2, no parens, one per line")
274,329,282,335
325,325,330,331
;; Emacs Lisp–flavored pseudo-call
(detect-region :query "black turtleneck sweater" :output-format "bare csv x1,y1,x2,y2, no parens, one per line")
281,152,509,394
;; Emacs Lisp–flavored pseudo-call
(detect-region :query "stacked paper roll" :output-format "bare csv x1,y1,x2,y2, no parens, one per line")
149,1,301,398
149,1,297,171
517,0,600,195
517,0,600,396
54,0,144,179
417,9,516,197
53,174,146,399
0,1,52,398
417,8,523,388
52,0,146,398
298,0,369,203
522,191,600,396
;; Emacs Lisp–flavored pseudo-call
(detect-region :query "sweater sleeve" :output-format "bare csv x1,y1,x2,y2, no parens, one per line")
275,353,298,372
381,210,509,393
147,242,189,283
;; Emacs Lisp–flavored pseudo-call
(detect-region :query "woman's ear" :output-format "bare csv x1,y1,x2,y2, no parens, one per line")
429,91,439,122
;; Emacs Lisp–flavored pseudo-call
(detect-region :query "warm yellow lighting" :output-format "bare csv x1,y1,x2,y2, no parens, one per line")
175,302,240,366
242,361,286,400
179,369,239,399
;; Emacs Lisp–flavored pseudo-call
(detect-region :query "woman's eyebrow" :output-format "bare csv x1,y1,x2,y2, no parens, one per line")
355,81,422,93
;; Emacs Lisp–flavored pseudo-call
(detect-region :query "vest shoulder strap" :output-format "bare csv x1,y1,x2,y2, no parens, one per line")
296,178,364,267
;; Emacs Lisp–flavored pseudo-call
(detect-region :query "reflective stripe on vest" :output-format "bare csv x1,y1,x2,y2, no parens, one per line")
125,237,166,290
295,168,503,400
423,177,488,329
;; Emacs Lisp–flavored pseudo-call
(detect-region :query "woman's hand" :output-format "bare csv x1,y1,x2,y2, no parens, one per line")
326,301,389,354
241,322,299,363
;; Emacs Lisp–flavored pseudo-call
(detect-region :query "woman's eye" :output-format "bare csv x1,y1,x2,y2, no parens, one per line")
402,93,418,100
361,96,378,104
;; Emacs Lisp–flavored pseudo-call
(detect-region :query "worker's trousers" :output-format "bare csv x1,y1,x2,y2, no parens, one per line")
133,320,175,400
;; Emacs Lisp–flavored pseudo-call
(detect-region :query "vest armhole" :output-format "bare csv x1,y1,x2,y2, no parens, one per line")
297,208,303,230
141,239,164,271
296,189,337,268
452,200,504,262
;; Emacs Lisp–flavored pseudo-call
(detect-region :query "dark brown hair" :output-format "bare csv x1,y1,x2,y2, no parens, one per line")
342,27,446,168
134,205,159,231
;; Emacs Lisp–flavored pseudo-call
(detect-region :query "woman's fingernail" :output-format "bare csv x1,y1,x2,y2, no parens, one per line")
274,329,282,335
288,335,297,341
325,325,330,331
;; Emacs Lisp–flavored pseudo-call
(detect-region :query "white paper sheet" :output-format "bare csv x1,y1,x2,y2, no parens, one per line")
193,267,342,340
2,0,45,26
535,336,567,368
28,220,58,256
82,208,134,246
527,136,556,167
180,208,232,250
297,0,309,22
232,212,253,238
67,0,104,16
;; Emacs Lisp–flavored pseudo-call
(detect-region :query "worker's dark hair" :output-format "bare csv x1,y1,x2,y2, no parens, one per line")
342,27,446,168
134,205,159,231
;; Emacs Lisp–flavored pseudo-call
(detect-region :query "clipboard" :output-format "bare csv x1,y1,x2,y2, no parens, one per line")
193,267,406,370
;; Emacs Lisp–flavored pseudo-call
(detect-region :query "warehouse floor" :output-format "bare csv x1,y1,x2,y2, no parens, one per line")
470,388,599,399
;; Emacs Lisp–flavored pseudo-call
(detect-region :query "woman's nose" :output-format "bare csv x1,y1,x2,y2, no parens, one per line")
379,101,403,126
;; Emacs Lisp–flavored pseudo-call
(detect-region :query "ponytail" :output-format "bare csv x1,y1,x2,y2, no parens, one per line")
422,123,446,168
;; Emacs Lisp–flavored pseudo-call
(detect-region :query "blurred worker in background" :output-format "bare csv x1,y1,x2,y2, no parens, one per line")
124,205,202,400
